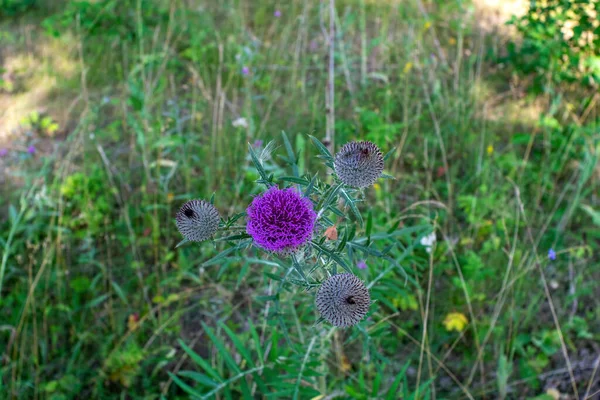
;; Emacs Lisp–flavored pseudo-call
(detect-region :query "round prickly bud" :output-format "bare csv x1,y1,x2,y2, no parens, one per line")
334,141,384,188
176,200,220,242
315,273,370,327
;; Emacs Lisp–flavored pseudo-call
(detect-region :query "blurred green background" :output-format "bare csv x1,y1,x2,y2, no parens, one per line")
0,0,599,399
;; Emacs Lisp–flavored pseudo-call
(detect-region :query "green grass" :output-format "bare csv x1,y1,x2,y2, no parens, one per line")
1,0,599,399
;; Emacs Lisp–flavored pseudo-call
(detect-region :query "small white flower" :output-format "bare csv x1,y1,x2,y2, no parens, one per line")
420,232,436,253
232,117,248,128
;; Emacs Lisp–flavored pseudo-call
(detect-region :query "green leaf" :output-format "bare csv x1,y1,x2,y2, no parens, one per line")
248,143,273,187
336,225,349,253
366,210,373,245
8,204,17,224
177,339,222,382
175,238,190,248
168,372,203,399
200,322,253,400
308,135,334,163
339,188,363,226
581,204,600,226
69,277,91,294
383,147,396,161
178,371,218,388
310,241,351,273
110,281,128,305
385,362,411,400
281,131,299,177
278,176,310,185
290,253,307,282
214,233,251,242
304,175,317,197
86,294,108,308
218,321,268,393
497,353,512,399
201,240,252,267
318,183,343,212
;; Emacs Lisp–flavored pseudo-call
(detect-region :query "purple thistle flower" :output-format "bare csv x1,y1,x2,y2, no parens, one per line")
246,187,316,254
27,145,36,155
357,260,367,270
548,248,556,261
242,66,250,75
0,148,7,157
274,10,281,18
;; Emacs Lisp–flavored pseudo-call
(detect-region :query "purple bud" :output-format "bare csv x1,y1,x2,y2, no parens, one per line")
242,66,250,75
27,145,36,155
274,10,281,18
548,248,556,261
253,139,263,148
357,260,367,270
0,148,7,157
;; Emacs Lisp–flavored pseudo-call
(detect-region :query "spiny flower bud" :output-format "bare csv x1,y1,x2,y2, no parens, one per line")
315,273,370,327
176,200,220,242
334,141,384,188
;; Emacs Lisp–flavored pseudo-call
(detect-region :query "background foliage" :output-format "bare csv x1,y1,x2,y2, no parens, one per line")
0,0,599,399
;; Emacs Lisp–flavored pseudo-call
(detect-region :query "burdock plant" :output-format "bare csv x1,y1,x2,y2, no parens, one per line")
175,133,425,328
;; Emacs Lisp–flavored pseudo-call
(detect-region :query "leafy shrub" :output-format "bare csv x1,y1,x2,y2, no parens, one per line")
506,0,600,92
0,0,36,17
59,167,113,238
42,0,169,39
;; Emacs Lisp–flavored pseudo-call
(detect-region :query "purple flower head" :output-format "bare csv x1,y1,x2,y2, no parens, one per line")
253,139,263,148
0,148,7,157
27,145,36,155
357,260,367,270
246,187,317,253
548,248,556,261
242,66,250,75
274,10,281,17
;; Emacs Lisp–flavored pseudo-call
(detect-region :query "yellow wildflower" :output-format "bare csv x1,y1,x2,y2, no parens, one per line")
487,145,494,155
403,62,413,74
424,21,432,30
340,354,352,373
443,312,468,332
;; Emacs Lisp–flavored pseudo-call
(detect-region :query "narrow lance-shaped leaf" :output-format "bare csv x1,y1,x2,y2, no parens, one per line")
308,135,334,165
248,143,273,187
339,188,363,226
366,210,373,246
311,241,351,273
281,131,299,177
383,147,396,161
